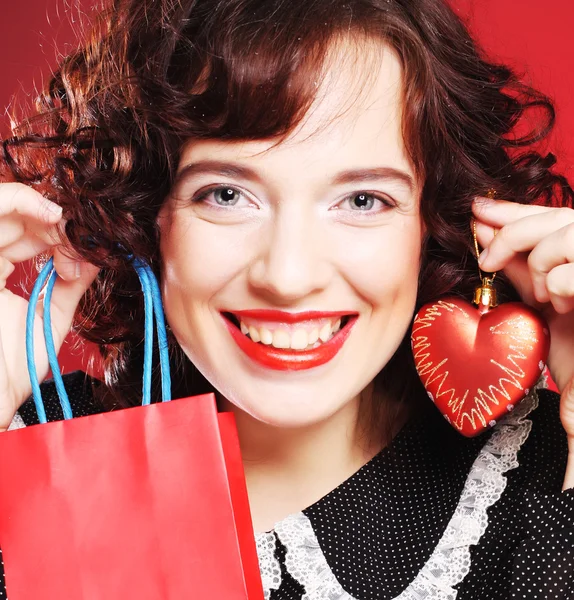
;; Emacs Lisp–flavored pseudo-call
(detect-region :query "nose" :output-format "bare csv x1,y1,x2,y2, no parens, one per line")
247,206,332,304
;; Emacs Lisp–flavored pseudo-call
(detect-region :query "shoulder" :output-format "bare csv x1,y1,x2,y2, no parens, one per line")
16,371,106,426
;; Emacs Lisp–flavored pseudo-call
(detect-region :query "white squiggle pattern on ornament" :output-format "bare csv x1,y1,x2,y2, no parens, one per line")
255,379,545,600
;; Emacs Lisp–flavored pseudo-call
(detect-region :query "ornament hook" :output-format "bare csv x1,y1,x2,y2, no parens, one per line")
472,189,498,312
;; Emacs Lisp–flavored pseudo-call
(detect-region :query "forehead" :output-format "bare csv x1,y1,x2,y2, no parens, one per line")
178,40,413,186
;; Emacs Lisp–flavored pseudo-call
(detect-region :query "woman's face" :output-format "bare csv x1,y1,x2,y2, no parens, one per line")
159,43,424,428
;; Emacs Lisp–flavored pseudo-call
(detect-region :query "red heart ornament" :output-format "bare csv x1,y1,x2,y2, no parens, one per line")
411,297,550,437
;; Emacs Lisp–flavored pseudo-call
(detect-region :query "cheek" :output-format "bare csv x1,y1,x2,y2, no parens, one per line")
159,215,253,302
334,219,423,307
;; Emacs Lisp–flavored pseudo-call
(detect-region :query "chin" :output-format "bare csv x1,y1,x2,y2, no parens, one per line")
239,403,342,429
221,381,354,429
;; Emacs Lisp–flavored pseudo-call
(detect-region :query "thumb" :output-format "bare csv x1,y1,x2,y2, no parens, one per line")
43,260,100,355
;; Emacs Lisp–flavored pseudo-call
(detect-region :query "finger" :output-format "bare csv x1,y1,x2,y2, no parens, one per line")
0,184,65,263
0,329,16,432
475,208,574,273
474,220,497,254
472,197,556,226
42,262,100,355
474,221,545,307
0,216,62,250
546,263,574,314
0,183,63,223
525,222,574,303
0,237,55,264
53,245,101,282
0,258,15,292
0,218,26,249
25,215,65,250
53,245,84,282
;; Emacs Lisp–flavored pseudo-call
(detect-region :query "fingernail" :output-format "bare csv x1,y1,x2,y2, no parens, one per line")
478,248,489,265
46,202,63,216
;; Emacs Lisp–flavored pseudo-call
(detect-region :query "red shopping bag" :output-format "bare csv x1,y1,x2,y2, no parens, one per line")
0,394,264,599
0,258,264,599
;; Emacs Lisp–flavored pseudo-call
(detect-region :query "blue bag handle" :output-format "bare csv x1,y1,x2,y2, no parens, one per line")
26,257,172,424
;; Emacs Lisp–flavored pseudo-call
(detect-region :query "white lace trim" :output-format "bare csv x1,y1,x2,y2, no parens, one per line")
275,513,353,600
7,412,26,431
256,532,282,599
394,380,543,600
255,381,545,600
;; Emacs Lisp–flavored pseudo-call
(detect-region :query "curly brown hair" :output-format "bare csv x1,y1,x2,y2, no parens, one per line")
2,0,572,437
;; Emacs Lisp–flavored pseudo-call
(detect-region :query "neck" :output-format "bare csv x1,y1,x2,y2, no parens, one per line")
223,390,382,533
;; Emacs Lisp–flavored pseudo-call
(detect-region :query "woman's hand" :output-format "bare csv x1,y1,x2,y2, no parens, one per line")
0,183,99,431
473,197,574,489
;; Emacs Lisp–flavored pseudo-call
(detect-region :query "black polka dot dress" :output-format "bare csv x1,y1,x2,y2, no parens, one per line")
1,373,574,599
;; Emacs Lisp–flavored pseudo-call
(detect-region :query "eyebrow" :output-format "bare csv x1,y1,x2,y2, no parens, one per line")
333,167,415,191
174,161,260,186
174,160,415,191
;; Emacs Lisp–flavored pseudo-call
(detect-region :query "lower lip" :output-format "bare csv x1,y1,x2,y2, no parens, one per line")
222,316,358,371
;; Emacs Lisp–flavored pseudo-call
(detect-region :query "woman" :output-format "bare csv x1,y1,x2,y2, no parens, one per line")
1,0,574,597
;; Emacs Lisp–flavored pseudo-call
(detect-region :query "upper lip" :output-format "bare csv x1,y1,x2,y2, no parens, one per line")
224,309,356,324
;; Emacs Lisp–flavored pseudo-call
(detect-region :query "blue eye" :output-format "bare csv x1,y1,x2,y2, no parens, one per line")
192,185,251,208
350,193,376,211
341,192,393,213
213,188,241,206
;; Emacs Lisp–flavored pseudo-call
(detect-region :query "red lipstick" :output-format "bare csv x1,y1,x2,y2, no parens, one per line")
221,310,357,371
230,309,351,324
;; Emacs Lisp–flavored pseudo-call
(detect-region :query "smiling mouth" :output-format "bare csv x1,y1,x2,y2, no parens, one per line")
221,311,358,371
224,313,351,350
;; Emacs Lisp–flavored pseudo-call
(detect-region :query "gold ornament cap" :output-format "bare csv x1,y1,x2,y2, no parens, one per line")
473,277,498,313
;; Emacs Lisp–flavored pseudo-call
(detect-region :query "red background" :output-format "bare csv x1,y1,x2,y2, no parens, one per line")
1,0,573,376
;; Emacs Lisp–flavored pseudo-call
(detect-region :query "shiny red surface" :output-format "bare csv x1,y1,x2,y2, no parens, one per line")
228,309,354,324
0,394,264,599
411,298,550,437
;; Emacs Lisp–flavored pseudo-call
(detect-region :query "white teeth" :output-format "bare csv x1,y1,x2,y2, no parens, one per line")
319,322,332,343
248,325,261,343
238,317,348,350
290,329,309,350
260,327,273,345
308,328,319,344
272,329,290,349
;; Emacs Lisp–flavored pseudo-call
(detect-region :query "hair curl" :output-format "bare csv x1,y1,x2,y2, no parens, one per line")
2,0,572,439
